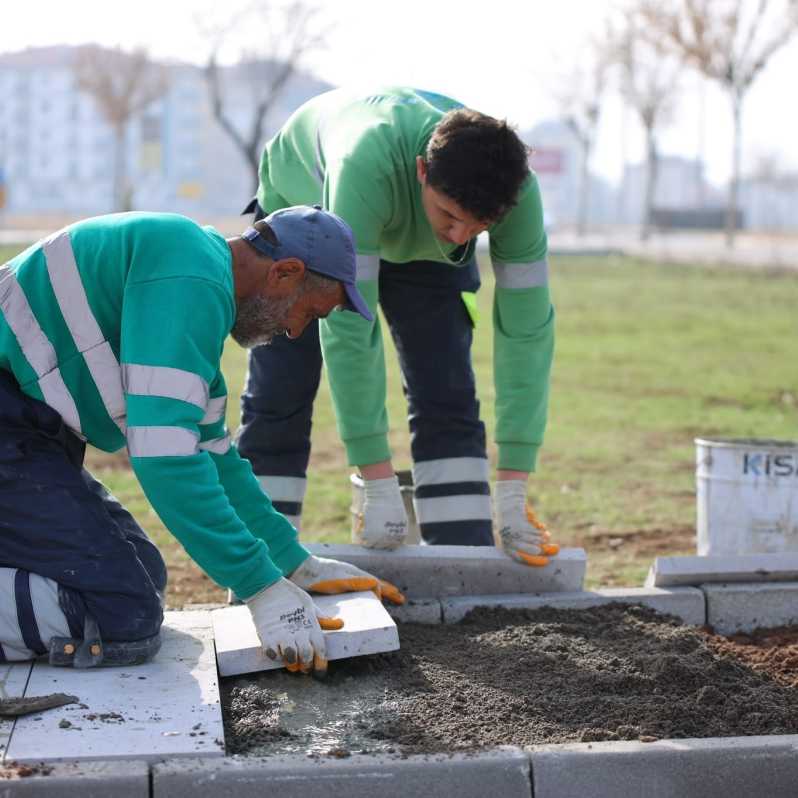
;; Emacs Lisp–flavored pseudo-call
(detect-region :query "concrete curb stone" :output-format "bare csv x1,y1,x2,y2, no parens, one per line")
0,760,149,797
440,587,706,624
306,543,586,598
151,748,532,798
646,553,798,587
527,734,798,798
703,581,798,634
387,597,442,624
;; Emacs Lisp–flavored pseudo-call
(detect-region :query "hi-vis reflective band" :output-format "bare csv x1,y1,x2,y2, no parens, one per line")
492,259,549,289
199,435,231,455
127,426,200,458
0,568,70,662
257,475,307,520
355,254,380,282
412,457,492,525
43,231,126,432
414,456,490,486
201,395,227,425
123,364,210,409
0,264,83,434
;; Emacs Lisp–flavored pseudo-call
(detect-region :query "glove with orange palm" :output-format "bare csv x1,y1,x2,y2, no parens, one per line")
494,480,560,566
289,554,405,605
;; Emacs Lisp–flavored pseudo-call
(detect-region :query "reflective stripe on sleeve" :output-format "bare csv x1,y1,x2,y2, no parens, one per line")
200,395,227,425
127,426,200,457
413,457,490,487
356,254,380,282
43,231,126,430
492,259,549,289
123,363,210,410
199,434,231,455
0,265,83,434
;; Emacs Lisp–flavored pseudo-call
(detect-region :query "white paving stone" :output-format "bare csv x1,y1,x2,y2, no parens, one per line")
704,581,798,634
4,611,224,764
306,543,586,597
646,553,798,587
0,661,33,764
212,591,400,677
442,587,706,624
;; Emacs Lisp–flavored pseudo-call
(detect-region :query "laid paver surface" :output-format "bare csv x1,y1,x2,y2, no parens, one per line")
4,611,224,764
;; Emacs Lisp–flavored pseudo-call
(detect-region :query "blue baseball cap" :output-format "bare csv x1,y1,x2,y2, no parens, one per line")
241,205,374,323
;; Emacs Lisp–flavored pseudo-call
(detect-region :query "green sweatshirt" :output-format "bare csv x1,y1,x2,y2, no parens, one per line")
0,212,308,599
257,87,554,472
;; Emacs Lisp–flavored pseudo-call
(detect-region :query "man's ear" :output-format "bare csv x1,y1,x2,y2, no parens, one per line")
416,155,427,185
265,257,305,295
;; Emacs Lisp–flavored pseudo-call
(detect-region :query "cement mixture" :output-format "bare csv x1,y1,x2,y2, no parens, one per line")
221,604,798,756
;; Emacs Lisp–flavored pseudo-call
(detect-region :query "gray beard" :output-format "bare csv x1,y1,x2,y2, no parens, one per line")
231,293,296,349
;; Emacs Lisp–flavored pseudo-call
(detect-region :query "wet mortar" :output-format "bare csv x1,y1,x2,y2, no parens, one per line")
220,604,798,756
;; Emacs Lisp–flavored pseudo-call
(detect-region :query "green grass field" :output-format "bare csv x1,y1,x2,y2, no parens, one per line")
2,242,797,605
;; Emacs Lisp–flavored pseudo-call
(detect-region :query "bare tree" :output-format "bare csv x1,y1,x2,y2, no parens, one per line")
640,0,798,246
197,0,326,194
607,9,683,240
73,46,169,212
553,41,612,236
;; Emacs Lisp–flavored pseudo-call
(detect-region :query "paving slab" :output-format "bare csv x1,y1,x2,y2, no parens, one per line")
212,591,400,677
441,587,706,624
306,543,586,597
0,661,32,764
528,734,798,798
4,611,224,764
646,553,798,587
387,597,442,624
0,759,149,796
703,581,798,634
152,748,532,798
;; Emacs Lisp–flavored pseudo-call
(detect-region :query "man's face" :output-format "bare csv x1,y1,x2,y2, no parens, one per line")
416,156,489,246
231,280,346,348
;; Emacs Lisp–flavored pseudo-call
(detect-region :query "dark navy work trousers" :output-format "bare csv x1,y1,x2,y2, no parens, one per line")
0,370,165,649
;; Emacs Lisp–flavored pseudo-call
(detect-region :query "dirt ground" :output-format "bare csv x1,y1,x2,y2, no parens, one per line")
221,605,798,756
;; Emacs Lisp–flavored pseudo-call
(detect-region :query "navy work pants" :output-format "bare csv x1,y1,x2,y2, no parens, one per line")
0,370,165,663
237,249,494,546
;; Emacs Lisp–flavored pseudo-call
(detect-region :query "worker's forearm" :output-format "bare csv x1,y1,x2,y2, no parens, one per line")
359,460,395,479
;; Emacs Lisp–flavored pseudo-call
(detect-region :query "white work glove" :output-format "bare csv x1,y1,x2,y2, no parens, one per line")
494,480,559,567
245,577,342,675
353,475,408,550
290,554,405,605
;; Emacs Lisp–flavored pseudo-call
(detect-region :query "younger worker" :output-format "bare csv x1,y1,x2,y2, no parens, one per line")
0,206,403,676
239,87,558,565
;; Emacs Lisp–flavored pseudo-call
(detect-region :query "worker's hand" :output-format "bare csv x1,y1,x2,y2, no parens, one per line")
290,554,405,605
245,577,343,676
353,475,408,550
494,480,560,567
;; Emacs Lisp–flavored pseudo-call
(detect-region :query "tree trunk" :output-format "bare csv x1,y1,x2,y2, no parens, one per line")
726,91,743,248
112,124,129,212
641,126,658,242
577,141,591,237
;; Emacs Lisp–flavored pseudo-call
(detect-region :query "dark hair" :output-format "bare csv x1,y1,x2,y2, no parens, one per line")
424,109,529,224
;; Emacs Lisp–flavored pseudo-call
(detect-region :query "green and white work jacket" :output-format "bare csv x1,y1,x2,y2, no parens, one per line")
0,212,308,599
257,86,555,474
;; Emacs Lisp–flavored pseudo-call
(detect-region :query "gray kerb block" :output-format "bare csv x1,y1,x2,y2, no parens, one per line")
387,597,442,624
152,749,532,798
528,734,798,798
0,760,149,797
646,553,798,588
306,542,586,598
441,587,706,625
704,581,798,634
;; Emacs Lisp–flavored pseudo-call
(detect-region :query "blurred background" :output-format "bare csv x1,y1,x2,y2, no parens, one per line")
1,0,796,605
